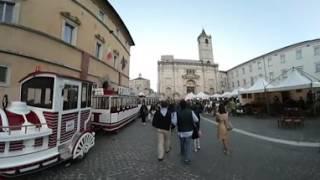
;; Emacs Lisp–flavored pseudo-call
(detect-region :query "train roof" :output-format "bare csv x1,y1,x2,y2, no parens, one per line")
19,71,94,84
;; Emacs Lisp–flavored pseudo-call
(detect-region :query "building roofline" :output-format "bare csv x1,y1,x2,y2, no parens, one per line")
132,77,149,81
226,38,320,72
105,1,135,46
158,60,219,67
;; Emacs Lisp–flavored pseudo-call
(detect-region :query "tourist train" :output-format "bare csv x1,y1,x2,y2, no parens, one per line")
90,87,158,132
0,72,95,177
0,71,159,177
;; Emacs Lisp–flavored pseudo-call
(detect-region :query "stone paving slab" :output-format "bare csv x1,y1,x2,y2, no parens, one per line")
16,117,320,180
202,113,320,142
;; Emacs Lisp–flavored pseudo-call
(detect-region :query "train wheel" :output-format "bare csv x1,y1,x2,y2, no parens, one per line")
72,132,95,160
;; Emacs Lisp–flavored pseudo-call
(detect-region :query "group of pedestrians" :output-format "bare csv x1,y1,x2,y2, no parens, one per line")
141,99,232,164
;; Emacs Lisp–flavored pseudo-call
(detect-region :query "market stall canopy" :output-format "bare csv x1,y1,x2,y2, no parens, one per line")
221,91,232,98
195,92,209,99
240,78,271,94
230,87,245,97
138,92,145,97
266,68,320,92
211,94,222,98
185,92,195,100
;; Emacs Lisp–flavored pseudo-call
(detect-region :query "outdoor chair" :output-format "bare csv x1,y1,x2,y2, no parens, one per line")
278,107,304,128
283,117,293,127
291,109,304,127
252,104,265,118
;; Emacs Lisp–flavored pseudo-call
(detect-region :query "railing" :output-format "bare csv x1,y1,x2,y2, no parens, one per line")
0,123,48,135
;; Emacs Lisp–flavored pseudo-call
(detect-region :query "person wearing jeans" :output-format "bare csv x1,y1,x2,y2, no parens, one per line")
172,100,199,164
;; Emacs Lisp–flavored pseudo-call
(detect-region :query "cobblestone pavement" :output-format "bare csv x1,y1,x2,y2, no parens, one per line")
202,113,320,142
18,116,320,180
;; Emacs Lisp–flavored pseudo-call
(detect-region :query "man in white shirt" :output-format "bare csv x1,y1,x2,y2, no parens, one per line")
172,100,198,164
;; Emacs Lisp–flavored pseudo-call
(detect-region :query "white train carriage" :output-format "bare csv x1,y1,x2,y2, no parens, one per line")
0,72,95,176
91,88,140,132
140,96,159,110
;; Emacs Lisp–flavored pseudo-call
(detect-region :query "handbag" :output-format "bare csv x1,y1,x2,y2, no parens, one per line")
226,120,233,131
192,123,200,138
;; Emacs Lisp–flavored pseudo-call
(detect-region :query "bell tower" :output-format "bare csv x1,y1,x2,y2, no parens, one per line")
198,29,214,63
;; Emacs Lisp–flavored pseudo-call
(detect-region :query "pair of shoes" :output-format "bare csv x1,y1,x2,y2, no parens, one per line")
223,150,230,155
158,158,163,161
166,147,171,153
194,149,198,152
197,146,201,150
183,160,191,164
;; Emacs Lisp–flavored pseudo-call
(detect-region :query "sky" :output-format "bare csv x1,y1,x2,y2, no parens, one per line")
109,0,320,91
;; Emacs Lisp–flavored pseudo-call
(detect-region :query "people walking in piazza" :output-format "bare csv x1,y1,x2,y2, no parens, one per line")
148,103,157,122
216,104,232,155
172,99,199,164
152,101,176,161
140,101,148,125
168,101,178,130
227,99,236,116
191,101,203,152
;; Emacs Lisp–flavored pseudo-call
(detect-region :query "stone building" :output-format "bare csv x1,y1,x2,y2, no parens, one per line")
0,0,134,101
129,73,151,96
226,39,320,91
158,30,221,99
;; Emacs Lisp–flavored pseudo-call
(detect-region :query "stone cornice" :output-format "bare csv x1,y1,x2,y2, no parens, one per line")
95,34,105,43
182,74,200,80
60,11,81,25
158,61,218,68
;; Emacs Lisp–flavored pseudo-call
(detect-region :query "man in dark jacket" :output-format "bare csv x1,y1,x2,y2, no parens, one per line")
140,101,148,125
152,101,176,161
192,101,203,152
172,99,199,164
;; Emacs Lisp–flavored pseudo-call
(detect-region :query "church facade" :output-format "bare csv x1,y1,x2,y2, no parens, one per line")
158,30,223,99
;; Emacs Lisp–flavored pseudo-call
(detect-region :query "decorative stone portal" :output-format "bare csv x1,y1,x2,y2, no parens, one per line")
186,80,196,94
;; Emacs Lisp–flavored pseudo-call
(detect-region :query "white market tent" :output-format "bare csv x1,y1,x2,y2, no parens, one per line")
240,78,271,94
266,68,320,92
230,87,245,97
184,92,195,100
221,91,232,98
195,92,209,99
211,94,222,98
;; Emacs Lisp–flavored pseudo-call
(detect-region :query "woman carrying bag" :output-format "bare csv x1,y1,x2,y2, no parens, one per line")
216,104,232,155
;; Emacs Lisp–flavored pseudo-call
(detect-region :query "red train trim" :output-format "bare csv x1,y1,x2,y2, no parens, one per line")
43,112,58,148
0,115,2,132
5,111,24,130
34,137,43,147
60,112,78,143
26,111,41,127
0,142,5,153
9,141,24,152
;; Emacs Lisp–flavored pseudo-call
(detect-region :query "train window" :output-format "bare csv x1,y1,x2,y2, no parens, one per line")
81,83,88,108
102,97,110,109
111,97,118,112
63,84,79,110
124,98,127,107
117,98,121,109
105,97,110,109
81,83,92,108
21,77,54,109
88,84,92,107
